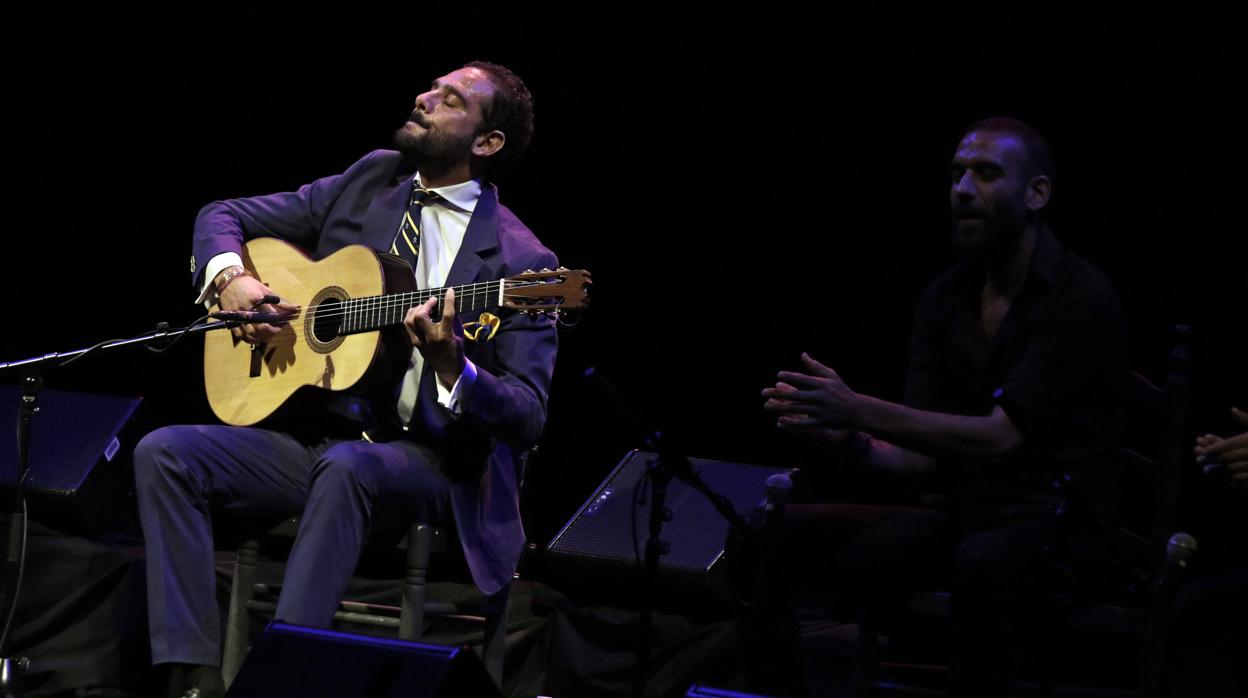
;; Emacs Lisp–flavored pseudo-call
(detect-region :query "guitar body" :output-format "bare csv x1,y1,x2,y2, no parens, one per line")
204,238,414,426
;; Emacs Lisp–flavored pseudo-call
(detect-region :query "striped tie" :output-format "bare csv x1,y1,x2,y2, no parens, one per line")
391,184,438,272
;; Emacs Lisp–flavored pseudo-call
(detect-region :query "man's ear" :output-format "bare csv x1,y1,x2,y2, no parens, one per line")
472,130,506,159
1026,175,1052,212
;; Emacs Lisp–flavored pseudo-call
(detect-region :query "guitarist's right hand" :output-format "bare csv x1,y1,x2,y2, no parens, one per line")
216,272,299,344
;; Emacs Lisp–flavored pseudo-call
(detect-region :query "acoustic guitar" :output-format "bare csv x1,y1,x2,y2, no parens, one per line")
204,237,591,426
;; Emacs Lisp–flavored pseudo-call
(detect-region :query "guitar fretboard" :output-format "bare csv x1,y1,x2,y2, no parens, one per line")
339,279,505,334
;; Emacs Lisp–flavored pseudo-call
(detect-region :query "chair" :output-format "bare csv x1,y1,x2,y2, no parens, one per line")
220,519,510,690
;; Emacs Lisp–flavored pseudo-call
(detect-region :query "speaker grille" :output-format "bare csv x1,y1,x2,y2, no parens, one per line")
546,450,786,585
0,386,142,496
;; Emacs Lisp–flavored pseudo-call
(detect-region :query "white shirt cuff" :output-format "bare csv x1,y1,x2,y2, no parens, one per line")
195,252,245,307
436,358,478,417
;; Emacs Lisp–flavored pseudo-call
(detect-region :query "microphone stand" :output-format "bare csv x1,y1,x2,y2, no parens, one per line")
0,317,246,697
583,368,756,698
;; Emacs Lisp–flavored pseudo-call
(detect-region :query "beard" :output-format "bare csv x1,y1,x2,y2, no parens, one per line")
393,116,477,175
951,207,1027,265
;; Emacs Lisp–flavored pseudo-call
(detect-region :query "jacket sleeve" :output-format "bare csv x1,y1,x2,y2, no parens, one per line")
190,150,385,290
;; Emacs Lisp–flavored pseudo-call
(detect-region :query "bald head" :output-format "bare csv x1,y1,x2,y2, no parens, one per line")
950,119,1054,262
964,117,1054,184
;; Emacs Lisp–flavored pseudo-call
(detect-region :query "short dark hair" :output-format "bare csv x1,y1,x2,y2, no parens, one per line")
464,61,535,178
964,117,1055,183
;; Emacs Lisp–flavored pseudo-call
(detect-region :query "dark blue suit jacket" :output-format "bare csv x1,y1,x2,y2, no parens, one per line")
192,149,557,594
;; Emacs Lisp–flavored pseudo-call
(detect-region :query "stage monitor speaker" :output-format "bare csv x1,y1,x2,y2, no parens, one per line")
544,449,787,605
226,622,500,698
686,684,780,697
0,385,143,535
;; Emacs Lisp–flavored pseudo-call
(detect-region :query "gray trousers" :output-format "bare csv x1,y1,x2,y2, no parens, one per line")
133,424,451,666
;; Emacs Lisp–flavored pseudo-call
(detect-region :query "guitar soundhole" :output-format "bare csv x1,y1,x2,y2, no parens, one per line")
313,298,343,341
305,287,348,354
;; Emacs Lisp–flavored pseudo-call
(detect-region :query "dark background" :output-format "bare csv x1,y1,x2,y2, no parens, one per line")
7,7,1246,546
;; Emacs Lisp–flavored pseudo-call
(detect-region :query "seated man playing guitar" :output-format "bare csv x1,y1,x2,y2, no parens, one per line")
134,61,558,698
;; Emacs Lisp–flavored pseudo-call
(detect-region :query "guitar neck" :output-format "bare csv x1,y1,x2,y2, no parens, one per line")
340,279,504,334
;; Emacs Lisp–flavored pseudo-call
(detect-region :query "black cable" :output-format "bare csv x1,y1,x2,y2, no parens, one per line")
58,313,218,368
0,499,29,655
144,313,215,355
631,470,649,577
58,336,131,368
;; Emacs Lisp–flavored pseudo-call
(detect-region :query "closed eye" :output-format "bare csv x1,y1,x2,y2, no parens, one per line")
975,164,1004,180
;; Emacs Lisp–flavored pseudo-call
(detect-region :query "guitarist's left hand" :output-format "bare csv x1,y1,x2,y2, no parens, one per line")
404,287,466,391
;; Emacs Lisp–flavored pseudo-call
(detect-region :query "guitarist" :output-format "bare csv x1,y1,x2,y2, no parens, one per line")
133,62,557,698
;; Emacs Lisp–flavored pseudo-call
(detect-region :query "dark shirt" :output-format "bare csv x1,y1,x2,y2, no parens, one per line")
904,227,1130,524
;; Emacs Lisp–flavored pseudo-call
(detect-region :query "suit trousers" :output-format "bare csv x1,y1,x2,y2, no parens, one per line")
133,424,452,666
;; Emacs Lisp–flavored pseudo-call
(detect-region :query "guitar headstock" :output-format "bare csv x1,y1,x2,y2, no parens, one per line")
503,267,592,314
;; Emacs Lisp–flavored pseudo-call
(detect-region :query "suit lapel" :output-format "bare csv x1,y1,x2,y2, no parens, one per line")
361,171,412,252
444,183,500,287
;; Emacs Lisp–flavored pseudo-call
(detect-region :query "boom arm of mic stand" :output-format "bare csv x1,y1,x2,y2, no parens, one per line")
0,315,241,689
0,317,239,373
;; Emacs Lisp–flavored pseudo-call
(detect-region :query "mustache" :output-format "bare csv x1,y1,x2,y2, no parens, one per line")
407,111,429,128
953,207,988,219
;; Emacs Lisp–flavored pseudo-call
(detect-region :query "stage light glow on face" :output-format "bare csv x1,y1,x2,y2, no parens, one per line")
949,130,1034,260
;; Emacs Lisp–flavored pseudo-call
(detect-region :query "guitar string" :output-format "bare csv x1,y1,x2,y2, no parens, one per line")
224,282,572,346
227,291,565,342
309,282,502,323
245,278,574,325
225,296,566,350
284,288,557,324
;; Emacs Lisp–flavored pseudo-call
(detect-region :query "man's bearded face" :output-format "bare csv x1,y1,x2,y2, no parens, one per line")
394,110,479,172
392,67,497,175
949,131,1034,261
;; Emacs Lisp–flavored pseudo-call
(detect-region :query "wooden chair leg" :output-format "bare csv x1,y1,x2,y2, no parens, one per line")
222,538,260,688
400,523,434,641
481,581,510,689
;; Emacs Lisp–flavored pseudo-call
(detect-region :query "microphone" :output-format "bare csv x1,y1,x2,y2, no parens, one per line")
1165,532,1198,570
763,471,795,517
1154,532,1198,596
755,469,797,537
1138,531,1199,690
210,309,294,325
